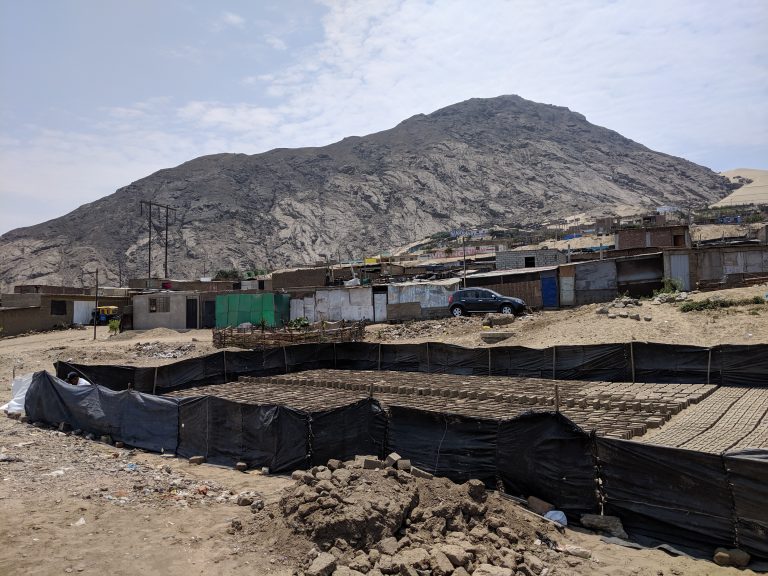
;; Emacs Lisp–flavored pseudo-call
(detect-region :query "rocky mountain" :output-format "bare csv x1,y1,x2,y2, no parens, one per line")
0,95,730,290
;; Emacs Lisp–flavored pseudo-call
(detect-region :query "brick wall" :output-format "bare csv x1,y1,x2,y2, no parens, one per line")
497,250,566,270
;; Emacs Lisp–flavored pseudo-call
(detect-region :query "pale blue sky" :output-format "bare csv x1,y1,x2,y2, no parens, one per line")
1,0,766,234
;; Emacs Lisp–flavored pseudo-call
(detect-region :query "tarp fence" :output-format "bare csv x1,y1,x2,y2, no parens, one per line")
38,340,768,560
55,342,768,394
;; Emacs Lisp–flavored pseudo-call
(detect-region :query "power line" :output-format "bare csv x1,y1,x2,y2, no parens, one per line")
140,200,177,278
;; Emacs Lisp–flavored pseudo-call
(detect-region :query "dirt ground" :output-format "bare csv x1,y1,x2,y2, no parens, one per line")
366,285,768,348
0,416,755,576
1,284,766,575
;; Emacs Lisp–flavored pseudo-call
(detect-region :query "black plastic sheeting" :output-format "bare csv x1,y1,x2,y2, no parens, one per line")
596,438,735,553
310,398,387,465
26,365,768,561
24,371,178,453
719,344,768,386
388,405,498,485
497,412,598,518
632,343,714,384
176,396,388,473
57,342,768,393
176,397,308,471
724,449,768,558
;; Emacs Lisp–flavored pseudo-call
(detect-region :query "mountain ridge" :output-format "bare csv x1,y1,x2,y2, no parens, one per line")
0,94,730,290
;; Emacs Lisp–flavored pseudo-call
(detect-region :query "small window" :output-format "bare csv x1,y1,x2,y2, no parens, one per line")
50,300,67,315
524,256,536,268
149,296,170,313
258,280,265,290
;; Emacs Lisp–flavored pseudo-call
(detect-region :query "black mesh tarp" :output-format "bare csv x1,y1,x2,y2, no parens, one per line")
490,346,551,377
718,345,768,387
176,396,308,471
333,342,380,370
310,398,387,465
425,343,490,375
387,405,498,484
285,343,335,372
496,412,598,517
724,449,768,559
597,438,735,552
56,342,768,393
25,371,178,453
154,352,227,391
632,343,712,384
554,344,629,381
380,343,426,372
55,361,151,392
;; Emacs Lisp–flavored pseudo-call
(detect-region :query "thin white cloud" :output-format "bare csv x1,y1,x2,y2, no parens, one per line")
177,101,280,132
264,34,287,51
1,0,766,236
214,11,246,31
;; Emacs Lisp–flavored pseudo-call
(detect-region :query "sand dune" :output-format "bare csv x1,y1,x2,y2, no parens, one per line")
711,168,768,207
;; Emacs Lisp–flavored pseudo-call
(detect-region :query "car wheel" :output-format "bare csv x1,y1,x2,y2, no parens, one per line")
500,304,514,315
450,305,466,317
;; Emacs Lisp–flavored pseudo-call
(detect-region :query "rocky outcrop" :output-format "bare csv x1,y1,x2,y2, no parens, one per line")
0,95,730,290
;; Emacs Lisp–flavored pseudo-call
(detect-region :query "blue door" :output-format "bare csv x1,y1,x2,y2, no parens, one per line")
541,272,559,308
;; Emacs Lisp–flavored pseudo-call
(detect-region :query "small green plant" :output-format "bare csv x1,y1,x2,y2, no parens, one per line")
679,297,767,313
108,318,121,335
654,277,682,296
286,317,310,330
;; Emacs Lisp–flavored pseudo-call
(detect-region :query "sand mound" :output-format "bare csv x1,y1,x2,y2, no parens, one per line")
110,327,184,341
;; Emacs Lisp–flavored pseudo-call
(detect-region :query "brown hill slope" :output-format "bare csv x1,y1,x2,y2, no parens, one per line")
0,95,730,290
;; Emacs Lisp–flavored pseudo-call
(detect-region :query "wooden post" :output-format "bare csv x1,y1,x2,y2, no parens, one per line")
630,341,636,384
152,366,158,395
555,384,560,412
283,346,289,374
552,346,556,380
223,350,228,382
707,348,712,385
426,342,430,373
378,343,382,371
488,347,492,376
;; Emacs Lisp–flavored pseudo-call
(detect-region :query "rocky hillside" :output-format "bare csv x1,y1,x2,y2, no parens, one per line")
0,95,730,290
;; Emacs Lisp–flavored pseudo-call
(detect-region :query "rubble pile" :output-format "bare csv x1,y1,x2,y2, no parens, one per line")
651,292,689,304
371,317,480,341
130,341,196,359
276,455,594,576
595,297,651,321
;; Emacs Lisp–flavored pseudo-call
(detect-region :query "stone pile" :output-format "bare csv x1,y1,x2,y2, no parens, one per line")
281,454,595,576
650,292,689,305
595,297,652,321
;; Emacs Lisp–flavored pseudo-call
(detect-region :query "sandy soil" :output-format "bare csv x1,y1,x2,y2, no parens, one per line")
712,168,768,207
0,416,754,576
367,285,768,348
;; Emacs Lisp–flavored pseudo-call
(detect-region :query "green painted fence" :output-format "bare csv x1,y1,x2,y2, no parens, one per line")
214,293,290,328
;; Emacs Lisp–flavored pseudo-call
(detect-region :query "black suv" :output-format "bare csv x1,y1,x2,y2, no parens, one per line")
448,288,526,317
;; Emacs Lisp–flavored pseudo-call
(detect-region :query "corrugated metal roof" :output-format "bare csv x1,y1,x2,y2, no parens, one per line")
466,266,558,278
390,278,461,287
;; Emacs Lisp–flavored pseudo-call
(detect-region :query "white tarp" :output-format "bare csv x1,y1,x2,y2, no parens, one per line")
73,300,93,325
1,373,34,414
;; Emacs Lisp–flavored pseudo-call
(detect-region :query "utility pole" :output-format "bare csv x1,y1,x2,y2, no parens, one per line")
462,235,468,288
140,200,177,279
93,268,98,341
